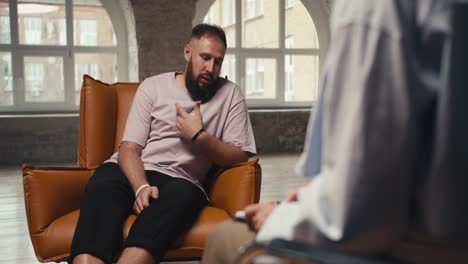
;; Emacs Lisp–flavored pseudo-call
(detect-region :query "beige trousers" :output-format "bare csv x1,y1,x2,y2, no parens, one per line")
201,220,255,264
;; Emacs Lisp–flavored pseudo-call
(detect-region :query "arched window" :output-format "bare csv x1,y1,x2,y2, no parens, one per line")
194,0,330,108
0,0,134,112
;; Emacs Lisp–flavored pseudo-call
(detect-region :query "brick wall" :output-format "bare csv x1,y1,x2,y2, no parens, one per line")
0,110,311,166
0,116,79,165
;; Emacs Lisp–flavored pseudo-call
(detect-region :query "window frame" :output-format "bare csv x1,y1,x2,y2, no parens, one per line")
0,0,129,113
194,0,330,108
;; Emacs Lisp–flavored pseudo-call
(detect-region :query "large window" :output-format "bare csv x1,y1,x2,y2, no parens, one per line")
0,0,129,112
196,0,329,108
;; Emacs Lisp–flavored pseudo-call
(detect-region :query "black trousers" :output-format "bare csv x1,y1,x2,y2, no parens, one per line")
68,162,207,264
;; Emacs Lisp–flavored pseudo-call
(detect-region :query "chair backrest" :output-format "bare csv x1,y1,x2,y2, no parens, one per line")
78,75,140,169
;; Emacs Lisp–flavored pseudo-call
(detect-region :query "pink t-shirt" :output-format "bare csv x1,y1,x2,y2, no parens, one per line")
107,72,256,195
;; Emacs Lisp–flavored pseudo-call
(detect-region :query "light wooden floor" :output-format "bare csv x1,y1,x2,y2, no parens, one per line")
0,154,309,264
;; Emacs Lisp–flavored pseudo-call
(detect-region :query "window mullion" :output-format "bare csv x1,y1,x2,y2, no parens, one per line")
66,0,73,48
63,50,75,110
65,0,74,107
235,0,242,94
9,0,18,46
279,0,285,50
278,0,286,105
73,46,118,53
275,52,283,106
10,0,24,109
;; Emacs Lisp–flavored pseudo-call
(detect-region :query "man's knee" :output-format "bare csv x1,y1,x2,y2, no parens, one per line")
71,253,105,264
118,247,154,264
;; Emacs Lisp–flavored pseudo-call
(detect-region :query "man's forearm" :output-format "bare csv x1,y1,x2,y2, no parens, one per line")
175,102,249,167
195,131,248,167
118,145,148,193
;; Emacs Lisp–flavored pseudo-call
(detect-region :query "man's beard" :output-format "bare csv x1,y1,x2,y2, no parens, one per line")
185,60,220,103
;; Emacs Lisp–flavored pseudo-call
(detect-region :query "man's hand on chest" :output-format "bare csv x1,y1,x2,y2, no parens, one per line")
175,101,205,142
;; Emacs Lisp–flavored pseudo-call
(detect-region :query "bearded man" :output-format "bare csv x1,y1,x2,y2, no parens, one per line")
69,24,256,264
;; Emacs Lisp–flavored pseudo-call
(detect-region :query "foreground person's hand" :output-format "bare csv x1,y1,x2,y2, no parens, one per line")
244,202,277,232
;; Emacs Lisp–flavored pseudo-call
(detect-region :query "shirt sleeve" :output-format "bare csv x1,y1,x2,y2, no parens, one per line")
265,3,432,253
221,85,257,155
121,78,154,148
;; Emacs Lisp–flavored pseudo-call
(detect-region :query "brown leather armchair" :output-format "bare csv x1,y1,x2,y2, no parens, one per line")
22,75,262,263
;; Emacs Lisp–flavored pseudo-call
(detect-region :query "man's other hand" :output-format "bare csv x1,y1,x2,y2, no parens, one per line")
244,202,277,232
175,101,203,141
133,186,159,215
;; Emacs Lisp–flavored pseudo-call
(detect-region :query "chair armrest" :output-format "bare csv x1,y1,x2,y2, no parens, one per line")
236,239,397,264
22,165,94,235
209,159,261,216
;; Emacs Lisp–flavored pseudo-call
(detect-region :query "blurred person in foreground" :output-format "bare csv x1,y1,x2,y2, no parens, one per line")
202,0,468,263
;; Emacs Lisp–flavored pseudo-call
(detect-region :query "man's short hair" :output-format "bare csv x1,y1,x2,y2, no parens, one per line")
191,23,227,49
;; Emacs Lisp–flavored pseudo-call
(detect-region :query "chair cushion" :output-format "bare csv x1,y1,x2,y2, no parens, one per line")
37,206,230,262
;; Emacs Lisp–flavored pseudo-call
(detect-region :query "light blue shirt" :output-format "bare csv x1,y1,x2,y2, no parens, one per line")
262,1,468,263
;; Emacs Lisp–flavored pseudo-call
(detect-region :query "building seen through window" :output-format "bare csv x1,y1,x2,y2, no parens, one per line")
245,0,264,19
1,52,12,100
0,15,10,43
285,0,298,9
78,19,97,46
